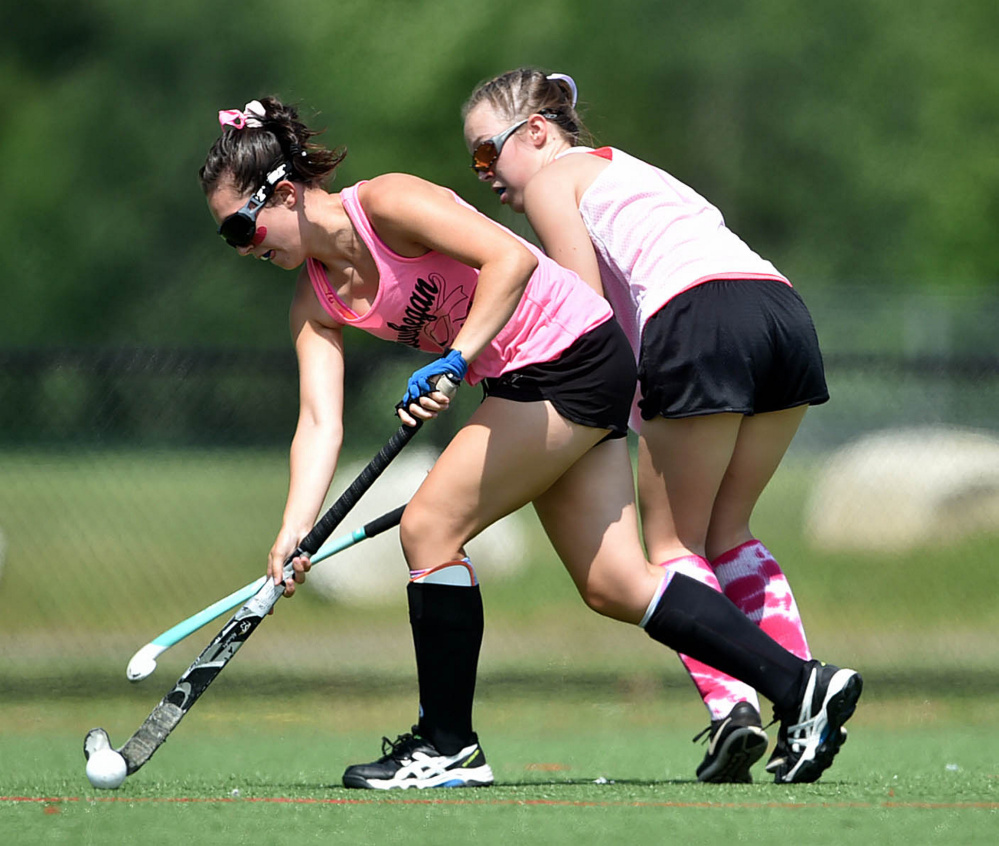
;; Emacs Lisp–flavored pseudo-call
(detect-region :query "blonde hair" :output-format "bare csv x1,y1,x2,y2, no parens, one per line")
463,68,590,146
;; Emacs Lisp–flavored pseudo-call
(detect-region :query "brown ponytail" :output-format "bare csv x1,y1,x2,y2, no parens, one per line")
199,97,346,196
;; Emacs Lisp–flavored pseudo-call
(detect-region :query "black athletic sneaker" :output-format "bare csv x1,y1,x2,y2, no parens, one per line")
342,728,494,790
772,661,863,784
693,701,769,783
766,725,848,778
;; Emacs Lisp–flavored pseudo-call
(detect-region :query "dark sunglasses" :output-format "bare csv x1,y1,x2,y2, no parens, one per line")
469,111,561,174
217,162,293,248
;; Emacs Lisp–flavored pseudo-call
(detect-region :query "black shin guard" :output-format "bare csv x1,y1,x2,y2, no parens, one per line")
644,573,804,713
408,581,484,755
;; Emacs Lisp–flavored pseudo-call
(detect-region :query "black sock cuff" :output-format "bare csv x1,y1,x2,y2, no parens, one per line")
407,581,483,630
645,572,803,709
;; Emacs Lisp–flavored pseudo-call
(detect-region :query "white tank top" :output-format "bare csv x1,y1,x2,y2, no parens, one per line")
561,146,790,359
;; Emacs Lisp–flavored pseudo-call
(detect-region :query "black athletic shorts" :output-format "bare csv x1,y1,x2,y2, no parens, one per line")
482,317,636,438
637,278,830,420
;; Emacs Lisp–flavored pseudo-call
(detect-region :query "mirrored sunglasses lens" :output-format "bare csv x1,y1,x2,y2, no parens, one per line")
472,142,499,173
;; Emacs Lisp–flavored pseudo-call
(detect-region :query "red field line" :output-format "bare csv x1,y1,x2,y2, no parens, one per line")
3,796,998,810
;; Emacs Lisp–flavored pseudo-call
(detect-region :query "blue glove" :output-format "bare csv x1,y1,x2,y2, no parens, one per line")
398,349,468,410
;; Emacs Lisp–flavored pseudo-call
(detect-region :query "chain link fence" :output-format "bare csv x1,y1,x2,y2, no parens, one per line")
2,290,998,698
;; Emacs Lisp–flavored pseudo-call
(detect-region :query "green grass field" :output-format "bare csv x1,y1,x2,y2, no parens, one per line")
2,448,997,843
2,688,997,845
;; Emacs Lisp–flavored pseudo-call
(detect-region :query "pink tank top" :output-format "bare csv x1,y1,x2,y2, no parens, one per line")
560,146,790,361
307,182,612,385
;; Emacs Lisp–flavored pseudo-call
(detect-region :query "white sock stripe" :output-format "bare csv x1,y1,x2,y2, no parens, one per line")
639,571,673,629
409,558,478,587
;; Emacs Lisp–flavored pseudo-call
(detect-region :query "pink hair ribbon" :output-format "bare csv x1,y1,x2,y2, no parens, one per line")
218,109,246,129
217,100,266,130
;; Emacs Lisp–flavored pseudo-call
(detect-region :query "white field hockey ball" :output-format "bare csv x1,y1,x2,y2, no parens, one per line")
86,748,128,789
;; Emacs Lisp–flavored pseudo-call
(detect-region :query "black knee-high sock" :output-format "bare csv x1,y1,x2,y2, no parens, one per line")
643,573,805,714
408,581,483,755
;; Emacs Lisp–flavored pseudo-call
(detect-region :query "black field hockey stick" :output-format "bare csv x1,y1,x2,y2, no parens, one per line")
85,376,458,777
125,504,407,682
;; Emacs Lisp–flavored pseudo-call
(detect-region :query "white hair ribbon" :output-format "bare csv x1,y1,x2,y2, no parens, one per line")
241,100,265,128
217,100,266,130
546,73,578,108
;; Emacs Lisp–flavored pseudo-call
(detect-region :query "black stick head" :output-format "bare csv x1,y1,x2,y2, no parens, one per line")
84,727,112,761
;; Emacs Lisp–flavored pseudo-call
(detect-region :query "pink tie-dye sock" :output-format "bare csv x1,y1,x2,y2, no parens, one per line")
659,556,761,720
711,540,811,661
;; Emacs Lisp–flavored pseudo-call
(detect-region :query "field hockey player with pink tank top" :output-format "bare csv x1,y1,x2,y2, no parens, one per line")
464,69,851,784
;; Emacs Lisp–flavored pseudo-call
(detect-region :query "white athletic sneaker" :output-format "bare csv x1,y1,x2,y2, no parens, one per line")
342,729,494,790
774,661,863,783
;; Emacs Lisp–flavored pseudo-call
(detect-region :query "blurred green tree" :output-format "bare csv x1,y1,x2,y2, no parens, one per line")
1,0,996,348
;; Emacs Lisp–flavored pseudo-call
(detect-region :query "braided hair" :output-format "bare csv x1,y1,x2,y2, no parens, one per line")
462,68,591,146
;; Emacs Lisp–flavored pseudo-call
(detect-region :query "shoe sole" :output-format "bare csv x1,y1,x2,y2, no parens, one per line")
779,670,863,784
343,765,495,790
697,726,769,784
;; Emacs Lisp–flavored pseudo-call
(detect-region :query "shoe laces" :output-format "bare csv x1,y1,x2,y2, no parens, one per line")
380,727,426,760
770,700,818,757
693,702,764,745
692,720,721,744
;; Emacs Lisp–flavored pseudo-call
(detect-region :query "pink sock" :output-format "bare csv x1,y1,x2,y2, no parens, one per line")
659,556,760,720
711,540,811,660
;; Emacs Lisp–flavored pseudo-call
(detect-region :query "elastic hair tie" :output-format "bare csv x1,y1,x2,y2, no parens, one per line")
545,73,578,108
